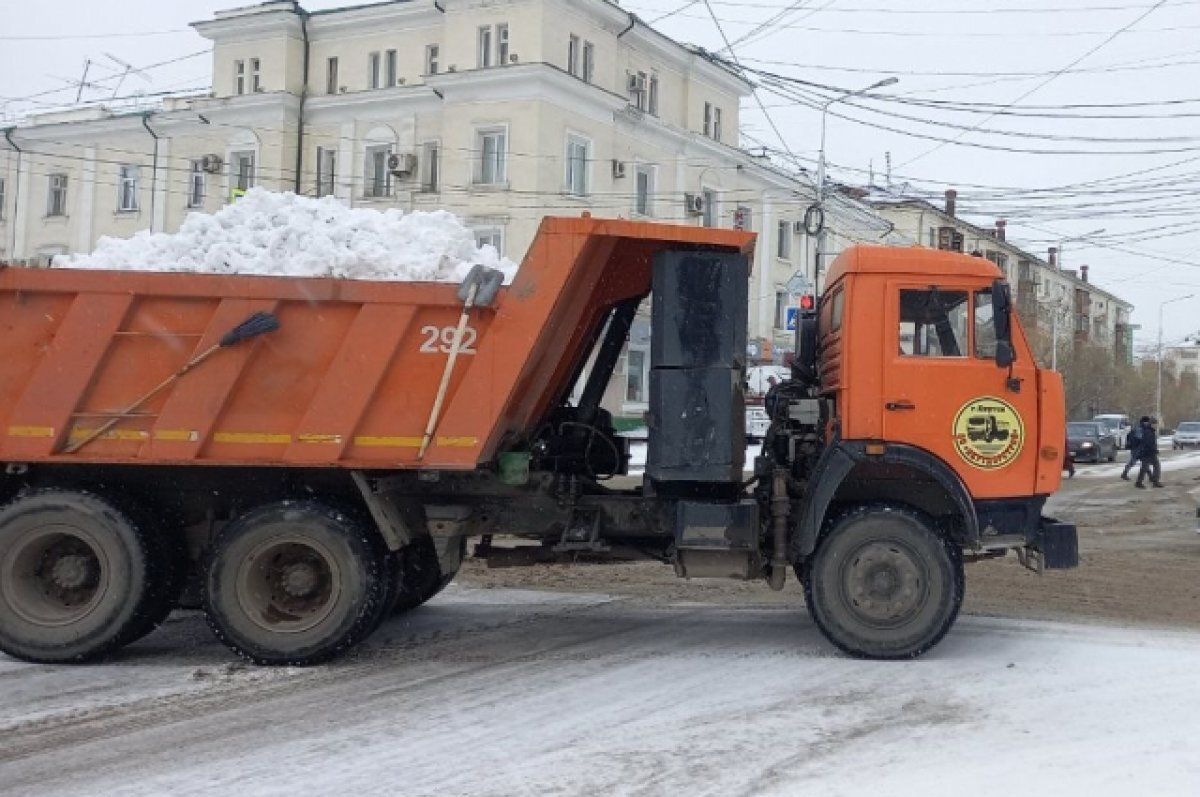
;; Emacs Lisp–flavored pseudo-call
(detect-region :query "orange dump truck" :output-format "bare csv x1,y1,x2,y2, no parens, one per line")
0,217,1076,666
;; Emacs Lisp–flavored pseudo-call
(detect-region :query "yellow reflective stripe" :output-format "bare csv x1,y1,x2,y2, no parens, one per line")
212,432,292,444
436,436,478,448
354,436,422,448
296,434,343,444
153,429,197,442
7,426,55,438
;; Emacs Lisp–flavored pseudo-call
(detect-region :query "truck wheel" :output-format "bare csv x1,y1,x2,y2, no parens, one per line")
390,535,464,614
803,504,963,660
203,501,388,666
0,490,161,663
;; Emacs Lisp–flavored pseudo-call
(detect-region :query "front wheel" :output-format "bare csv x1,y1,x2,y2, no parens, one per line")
803,504,964,660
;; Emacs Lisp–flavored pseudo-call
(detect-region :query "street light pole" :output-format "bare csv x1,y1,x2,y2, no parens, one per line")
815,76,898,279
1157,293,1194,424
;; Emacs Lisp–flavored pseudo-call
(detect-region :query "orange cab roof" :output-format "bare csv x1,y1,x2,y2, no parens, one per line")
825,244,1004,286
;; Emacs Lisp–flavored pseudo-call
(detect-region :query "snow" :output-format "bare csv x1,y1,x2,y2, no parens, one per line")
2,590,1200,795
52,188,518,283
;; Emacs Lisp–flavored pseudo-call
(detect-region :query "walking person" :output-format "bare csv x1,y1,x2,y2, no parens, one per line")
1134,416,1164,489
1120,420,1143,480
1062,434,1075,479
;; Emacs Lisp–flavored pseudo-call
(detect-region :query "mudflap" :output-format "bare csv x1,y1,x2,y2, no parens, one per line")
1031,516,1079,570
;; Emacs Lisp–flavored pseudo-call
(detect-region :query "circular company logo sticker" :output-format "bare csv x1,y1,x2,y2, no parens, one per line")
952,396,1025,470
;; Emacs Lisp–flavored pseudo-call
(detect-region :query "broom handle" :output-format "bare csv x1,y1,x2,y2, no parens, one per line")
418,283,479,460
63,343,221,454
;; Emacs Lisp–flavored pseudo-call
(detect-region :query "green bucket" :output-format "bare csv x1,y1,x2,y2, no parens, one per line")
498,451,531,485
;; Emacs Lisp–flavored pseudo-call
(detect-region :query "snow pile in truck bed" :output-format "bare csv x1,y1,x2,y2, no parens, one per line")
53,188,517,282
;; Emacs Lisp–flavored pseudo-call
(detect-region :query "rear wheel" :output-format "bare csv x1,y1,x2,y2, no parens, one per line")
0,490,162,663
803,504,963,660
389,535,465,614
203,501,388,665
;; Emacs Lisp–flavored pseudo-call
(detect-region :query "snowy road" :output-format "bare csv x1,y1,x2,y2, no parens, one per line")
3,588,1199,796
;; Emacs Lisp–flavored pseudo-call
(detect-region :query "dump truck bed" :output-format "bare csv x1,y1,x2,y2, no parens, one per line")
0,216,753,470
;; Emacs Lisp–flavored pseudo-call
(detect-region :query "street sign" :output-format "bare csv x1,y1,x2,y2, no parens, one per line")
786,306,799,331
786,272,813,297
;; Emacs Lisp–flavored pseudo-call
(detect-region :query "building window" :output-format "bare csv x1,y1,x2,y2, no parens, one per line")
702,188,717,227
927,226,936,248
634,165,654,216
47,174,68,216
775,291,790,329
368,52,381,89
704,103,723,140
316,147,336,197
626,348,647,403
234,60,245,95
230,152,255,196
385,49,397,87
250,58,261,92
425,45,439,75
365,144,392,198
583,41,594,83
564,134,590,196
475,128,507,185
0,177,6,220
634,71,648,111
326,57,339,94
474,226,503,254
117,165,140,212
422,140,440,192
477,26,493,68
776,220,791,259
187,161,206,208
568,34,580,76
648,74,659,116
496,24,510,65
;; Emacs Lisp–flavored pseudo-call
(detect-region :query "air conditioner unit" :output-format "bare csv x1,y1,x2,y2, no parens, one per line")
201,154,223,174
684,193,704,215
627,74,647,94
611,159,627,179
387,152,418,178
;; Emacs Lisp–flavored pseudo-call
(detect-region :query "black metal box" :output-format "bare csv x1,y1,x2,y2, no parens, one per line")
651,251,748,369
646,367,745,482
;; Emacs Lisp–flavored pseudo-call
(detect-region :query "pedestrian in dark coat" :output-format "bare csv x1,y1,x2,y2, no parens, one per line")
1062,435,1075,479
1134,416,1163,488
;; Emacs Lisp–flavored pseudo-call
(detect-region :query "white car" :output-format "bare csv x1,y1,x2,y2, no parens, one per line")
1092,413,1132,449
1173,421,1200,449
746,405,771,442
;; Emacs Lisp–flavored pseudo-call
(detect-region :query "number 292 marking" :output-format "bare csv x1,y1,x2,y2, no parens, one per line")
419,324,478,354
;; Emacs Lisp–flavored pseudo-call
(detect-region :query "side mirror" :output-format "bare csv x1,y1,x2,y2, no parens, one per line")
991,278,1015,368
995,339,1015,368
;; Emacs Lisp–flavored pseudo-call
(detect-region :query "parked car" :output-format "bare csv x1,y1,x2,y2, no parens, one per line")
1173,421,1200,449
746,404,771,442
1068,422,1118,463
1092,413,1133,449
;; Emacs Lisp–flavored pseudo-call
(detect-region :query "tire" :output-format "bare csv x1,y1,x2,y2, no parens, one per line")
802,504,964,660
203,501,388,666
389,535,465,614
0,490,162,663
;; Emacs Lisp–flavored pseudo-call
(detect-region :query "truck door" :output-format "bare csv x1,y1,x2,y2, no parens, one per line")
881,282,1040,498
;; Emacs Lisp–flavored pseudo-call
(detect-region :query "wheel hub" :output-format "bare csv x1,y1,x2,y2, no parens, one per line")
49,552,99,591
279,562,319,597
844,544,926,626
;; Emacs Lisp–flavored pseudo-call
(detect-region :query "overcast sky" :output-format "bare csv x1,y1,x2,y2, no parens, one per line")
2,0,1199,348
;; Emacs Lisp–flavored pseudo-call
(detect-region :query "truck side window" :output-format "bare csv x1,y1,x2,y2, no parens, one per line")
829,289,844,332
974,289,997,359
898,289,968,357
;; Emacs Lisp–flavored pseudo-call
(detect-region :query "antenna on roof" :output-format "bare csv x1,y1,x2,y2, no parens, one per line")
48,61,104,104
104,53,153,98
885,151,892,188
